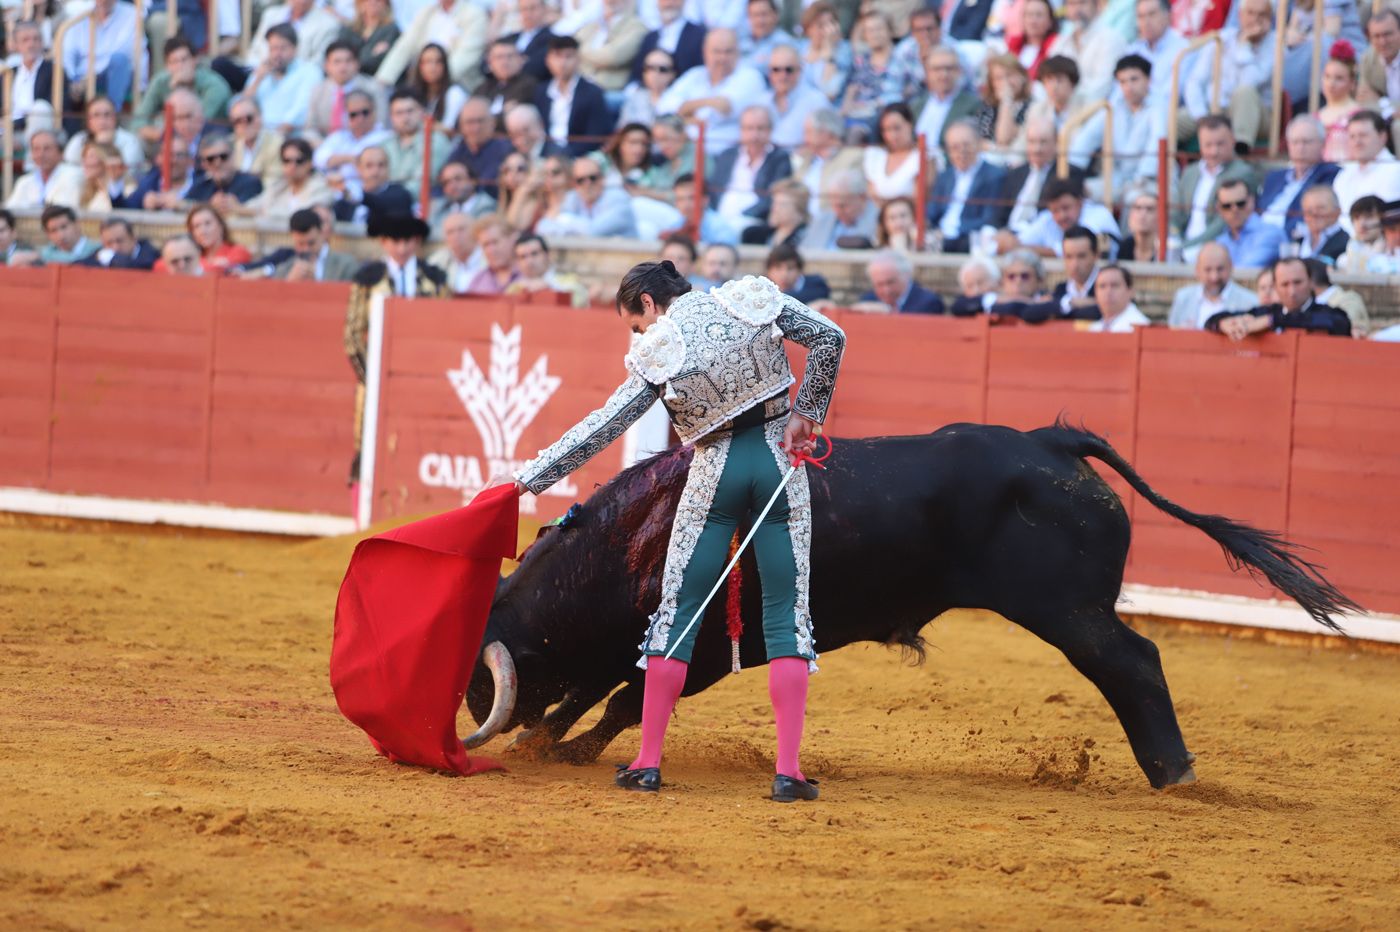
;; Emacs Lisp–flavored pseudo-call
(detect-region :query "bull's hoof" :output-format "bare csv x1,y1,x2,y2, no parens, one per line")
1155,753,1199,790
550,736,608,765
505,728,556,760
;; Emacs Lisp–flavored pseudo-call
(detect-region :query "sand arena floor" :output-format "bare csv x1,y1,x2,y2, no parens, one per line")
1,518,1399,930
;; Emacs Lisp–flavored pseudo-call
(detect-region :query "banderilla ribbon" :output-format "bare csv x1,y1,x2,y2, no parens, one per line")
662,430,832,664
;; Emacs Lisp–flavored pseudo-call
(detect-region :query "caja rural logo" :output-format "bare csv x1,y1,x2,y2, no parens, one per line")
418,324,578,512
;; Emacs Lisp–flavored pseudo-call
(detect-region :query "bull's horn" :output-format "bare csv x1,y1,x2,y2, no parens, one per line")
462,641,517,749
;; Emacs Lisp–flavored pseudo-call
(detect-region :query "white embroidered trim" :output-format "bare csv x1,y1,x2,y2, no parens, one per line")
636,435,733,669
623,314,686,384
764,418,818,674
711,275,783,327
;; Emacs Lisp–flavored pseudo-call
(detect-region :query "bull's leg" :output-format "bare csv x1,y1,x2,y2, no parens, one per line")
550,678,646,765
508,680,617,758
1017,607,1195,789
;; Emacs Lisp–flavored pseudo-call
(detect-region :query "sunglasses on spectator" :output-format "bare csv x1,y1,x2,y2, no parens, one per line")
1218,198,1249,210
231,115,256,126
769,65,797,74
282,155,308,165
348,108,373,119
645,63,674,73
1005,271,1032,280
574,173,602,184
201,152,230,163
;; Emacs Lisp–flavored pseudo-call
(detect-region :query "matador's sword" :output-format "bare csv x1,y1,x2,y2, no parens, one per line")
662,431,832,663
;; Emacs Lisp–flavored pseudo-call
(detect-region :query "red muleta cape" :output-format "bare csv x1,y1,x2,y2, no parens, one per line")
330,484,519,775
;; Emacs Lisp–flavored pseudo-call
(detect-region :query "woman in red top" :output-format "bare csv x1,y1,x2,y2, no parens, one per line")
1008,0,1059,79
185,204,251,275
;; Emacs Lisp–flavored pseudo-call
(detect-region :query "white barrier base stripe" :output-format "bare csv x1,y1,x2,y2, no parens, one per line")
1120,583,1400,644
0,488,357,538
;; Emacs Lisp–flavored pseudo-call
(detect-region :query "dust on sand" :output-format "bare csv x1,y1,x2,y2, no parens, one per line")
2,520,1399,931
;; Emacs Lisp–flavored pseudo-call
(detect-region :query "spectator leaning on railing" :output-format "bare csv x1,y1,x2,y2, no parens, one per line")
1206,257,1351,339
78,217,159,271
1086,264,1150,333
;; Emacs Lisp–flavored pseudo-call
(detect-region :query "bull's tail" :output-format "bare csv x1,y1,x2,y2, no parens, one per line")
1033,421,1362,633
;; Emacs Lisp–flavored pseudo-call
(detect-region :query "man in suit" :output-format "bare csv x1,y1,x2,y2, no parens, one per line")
1174,115,1259,247
1042,226,1104,322
479,40,540,130
1256,115,1339,239
806,170,879,250
229,97,285,189
334,146,415,225
707,105,793,232
534,36,613,156
944,0,993,41
927,120,1006,253
630,0,706,85
912,46,980,155
274,208,359,281
6,21,55,137
79,218,159,271
504,104,569,162
1293,186,1349,265
501,0,555,82
577,0,649,91
1206,256,1351,338
344,214,450,481
1166,242,1259,329
859,249,945,314
765,243,830,304
994,118,1083,234
375,0,487,87
1357,9,1400,146
306,40,388,142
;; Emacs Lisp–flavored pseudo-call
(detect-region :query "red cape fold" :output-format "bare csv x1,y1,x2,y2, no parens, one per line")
330,485,520,775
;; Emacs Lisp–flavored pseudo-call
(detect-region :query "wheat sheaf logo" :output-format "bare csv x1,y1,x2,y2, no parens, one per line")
419,324,571,511
447,323,561,460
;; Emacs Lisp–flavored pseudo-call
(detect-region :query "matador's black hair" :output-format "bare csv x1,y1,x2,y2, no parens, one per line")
615,260,692,316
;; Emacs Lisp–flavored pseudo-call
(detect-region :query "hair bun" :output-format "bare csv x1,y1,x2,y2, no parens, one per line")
660,259,678,275
1330,38,1356,63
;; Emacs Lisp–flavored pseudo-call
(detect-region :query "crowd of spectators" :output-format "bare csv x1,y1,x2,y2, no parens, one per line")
5,0,1400,342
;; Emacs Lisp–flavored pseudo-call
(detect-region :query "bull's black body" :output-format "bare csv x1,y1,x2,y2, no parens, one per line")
468,423,1357,788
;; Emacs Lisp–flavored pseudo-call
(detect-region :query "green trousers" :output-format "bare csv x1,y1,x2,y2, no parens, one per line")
644,422,805,665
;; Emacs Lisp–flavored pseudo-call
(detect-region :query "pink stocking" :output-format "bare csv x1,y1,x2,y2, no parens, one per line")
769,657,808,781
628,657,688,770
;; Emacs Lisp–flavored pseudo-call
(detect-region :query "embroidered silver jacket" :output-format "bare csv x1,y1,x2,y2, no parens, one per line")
515,275,846,495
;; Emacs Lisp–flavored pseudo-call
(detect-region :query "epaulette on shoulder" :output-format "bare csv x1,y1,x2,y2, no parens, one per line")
354,261,387,286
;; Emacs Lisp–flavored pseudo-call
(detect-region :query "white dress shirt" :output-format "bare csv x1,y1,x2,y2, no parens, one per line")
10,59,42,122
546,76,579,147
384,256,420,297
716,146,769,225
657,65,767,148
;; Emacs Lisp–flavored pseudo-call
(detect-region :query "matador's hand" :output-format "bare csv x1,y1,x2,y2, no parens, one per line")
782,413,820,460
485,474,526,496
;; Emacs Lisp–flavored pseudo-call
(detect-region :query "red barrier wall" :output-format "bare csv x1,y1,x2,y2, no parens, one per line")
3,269,1399,618
0,266,356,516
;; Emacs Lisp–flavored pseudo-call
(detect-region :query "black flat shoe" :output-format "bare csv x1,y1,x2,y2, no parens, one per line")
614,764,661,792
771,774,819,803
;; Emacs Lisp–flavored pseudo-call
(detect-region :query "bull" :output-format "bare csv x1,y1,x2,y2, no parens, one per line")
463,423,1358,789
